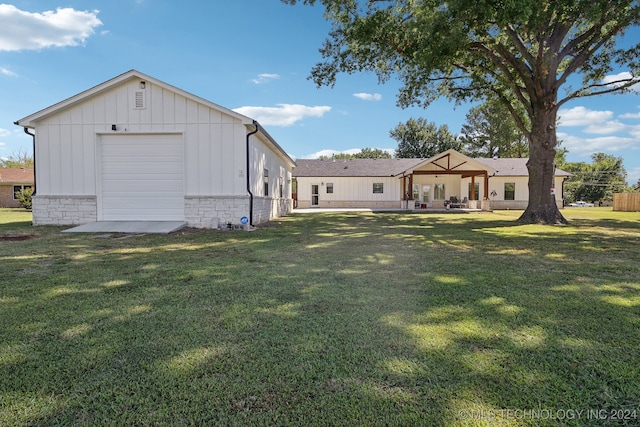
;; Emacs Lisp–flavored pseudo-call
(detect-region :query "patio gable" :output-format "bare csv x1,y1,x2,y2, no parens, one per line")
402,150,496,201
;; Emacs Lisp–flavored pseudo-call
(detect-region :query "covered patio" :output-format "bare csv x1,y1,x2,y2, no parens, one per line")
400,150,495,210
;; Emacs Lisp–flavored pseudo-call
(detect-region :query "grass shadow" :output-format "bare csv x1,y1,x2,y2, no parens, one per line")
1,211,639,425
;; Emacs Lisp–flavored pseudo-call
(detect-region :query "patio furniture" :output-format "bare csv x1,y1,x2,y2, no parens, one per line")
449,196,468,208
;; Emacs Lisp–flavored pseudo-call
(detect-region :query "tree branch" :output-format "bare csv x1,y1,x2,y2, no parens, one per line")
558,76,640,107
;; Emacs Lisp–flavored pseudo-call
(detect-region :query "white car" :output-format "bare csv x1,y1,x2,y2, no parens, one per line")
568,201,595,207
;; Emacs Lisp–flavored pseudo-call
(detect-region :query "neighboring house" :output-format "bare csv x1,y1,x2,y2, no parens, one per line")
0,168,34,208
15,70,295,228
294,149,571,210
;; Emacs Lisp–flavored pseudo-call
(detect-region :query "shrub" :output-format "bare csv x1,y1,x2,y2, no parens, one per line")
16,187,33,211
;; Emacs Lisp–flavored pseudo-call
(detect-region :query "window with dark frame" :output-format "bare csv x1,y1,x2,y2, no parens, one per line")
373,183,384,194
326,183,334,194
504,182,515,200
263,169,269,196
13,185,31,200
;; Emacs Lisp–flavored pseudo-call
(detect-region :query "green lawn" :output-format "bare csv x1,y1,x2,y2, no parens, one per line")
1,208,639,426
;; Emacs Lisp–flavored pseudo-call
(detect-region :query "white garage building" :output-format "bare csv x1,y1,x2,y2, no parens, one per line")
15,70,295,228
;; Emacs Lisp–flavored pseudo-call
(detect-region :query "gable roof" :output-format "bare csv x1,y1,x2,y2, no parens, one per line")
294,158,426,177
0,168,34,184
15,69,252,127
294,154,571,178
14,70,295,168
413,148,497,175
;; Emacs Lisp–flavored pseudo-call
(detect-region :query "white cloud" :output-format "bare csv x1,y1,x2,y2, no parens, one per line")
558,106,613,127
0,66,16,77
603,71,640,92
251,73,280,84
0,128,10,137
620,111,640,119
557,132,639,155
233,104,331,127
353,92,382,101
0,4,102,51
584,120,628,134
627,124,640,139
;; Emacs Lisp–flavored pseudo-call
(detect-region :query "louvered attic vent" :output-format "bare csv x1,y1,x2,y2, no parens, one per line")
134,90,146,109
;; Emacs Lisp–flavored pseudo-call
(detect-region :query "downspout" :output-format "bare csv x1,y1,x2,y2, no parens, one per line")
23,126,36,196
246,120,259,227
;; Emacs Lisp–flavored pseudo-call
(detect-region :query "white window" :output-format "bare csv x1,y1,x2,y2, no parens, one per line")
373,183,384,194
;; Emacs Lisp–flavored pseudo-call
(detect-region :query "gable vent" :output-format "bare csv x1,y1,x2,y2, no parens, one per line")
134,90,146,109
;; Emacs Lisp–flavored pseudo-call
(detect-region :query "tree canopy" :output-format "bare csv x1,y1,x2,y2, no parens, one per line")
318,147,392,160
562,153,628,203
460,100,528,158
391,118,461,158
0,148,33,168
284,0,640,224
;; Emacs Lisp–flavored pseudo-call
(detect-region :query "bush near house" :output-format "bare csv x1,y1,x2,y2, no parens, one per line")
15,187,32,210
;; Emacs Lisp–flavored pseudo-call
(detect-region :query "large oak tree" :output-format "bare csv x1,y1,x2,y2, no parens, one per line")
284,0,640,224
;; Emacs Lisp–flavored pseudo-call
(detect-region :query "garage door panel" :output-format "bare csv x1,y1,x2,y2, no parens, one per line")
102,196,184,208
102,147,183,156
102,175,184,184
102,163,184,174
101,135,185,221
102,180,185,193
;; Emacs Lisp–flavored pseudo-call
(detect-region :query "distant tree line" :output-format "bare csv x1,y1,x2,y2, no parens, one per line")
318,147,392,160
336,99,635,203
0,148,33,168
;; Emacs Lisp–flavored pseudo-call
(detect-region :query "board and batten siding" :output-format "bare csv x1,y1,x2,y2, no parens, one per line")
34,79,248,199
296,176,403,209
465,176,565,209
250,133,294,221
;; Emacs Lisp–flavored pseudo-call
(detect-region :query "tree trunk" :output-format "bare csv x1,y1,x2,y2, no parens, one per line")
518,107,568,225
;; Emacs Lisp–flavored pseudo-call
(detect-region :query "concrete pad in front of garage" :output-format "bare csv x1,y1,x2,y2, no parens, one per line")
62,221,187,234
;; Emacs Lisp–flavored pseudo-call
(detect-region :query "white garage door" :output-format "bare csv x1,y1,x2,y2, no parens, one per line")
101,134,185,221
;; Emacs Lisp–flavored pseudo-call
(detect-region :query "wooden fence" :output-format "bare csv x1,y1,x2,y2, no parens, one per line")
613,193,640,212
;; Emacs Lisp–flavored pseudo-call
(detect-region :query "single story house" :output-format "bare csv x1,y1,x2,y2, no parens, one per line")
0,168,34,208
294,149,571,210
15,70,295,228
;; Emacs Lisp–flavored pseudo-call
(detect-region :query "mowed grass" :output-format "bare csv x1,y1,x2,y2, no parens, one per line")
1,207,639,426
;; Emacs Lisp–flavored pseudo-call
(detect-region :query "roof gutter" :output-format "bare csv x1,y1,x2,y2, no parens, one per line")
246,121,259,227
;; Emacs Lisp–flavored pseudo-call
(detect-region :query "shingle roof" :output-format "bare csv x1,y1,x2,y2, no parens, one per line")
0,168,34,183
293,157,571,177
475,157,572,177
294,158,426,177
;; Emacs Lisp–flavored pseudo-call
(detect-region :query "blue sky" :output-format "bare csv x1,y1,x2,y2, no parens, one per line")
1,1,639,185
